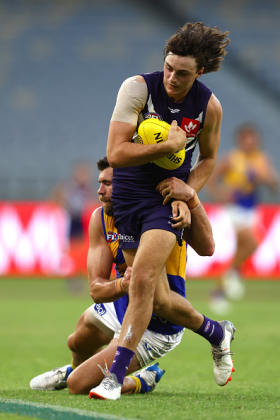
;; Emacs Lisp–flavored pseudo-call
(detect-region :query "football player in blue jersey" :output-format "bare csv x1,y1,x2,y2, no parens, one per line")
90,22,236,400
30,157,220,396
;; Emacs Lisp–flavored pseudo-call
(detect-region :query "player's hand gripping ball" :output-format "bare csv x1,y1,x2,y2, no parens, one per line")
136,119,185,170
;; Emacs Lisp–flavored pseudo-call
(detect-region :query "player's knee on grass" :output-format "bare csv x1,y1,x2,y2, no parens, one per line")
67,332,75,353
67,373,80,395
67,369,89,395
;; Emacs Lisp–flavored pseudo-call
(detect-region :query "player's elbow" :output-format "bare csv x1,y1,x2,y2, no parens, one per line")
107,152,120,168
90,289,102,304
89,283,101,303
206,239,215,256
197,238,215,257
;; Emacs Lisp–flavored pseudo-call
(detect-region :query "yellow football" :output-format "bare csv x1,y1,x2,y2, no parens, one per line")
137,119,185,170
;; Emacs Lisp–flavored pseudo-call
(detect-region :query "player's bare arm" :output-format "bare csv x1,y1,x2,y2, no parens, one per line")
183,203,215,256
254,155,279,190
170,200,191,229
107,76,186,168
87,207,128,303
187,94,222,192
157,176,196,205
157,177,215,255
206,157,234,202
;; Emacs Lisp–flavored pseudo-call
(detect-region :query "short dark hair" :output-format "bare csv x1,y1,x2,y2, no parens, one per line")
164,22,230,74
97,156,110,171
234,123,262,145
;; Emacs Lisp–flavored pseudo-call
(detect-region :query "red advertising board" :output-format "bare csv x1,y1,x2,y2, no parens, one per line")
0,202,279,278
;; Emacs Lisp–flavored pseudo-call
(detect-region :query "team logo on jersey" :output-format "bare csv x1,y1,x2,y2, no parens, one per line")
107,231,119,243
143,112,163,120
181,117,200,137
94,303,107,316
204,321,211,333
168,107,180,113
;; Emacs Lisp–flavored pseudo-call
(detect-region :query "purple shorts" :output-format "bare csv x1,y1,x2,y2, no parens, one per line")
113,197,183,250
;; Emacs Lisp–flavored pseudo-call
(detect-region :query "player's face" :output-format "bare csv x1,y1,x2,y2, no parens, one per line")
163,53,204,103
98,167,114,216
238,130,260,154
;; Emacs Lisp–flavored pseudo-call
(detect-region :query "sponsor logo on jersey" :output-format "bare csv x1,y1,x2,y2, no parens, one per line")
118,233,135,242
107,231,119,243
181,117,200,137
94,303,107,316
107,231,134,243
143,112,163,120
204,320,211,333
168,107,180,113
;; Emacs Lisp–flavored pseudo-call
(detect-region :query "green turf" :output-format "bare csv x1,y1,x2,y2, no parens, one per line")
1,278,280,420
0,414,36,420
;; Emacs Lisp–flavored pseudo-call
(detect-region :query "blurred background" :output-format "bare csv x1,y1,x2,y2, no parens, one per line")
1,0,280,201
1,2,280,407
0,0,280,286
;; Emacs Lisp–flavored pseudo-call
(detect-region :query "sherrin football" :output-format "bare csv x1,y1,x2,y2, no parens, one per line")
137,118,185,170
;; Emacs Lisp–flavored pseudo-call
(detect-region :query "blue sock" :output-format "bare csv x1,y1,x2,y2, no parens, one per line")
109,346,135,385
65,366,73,380
138,376,151,393
195,316,223,346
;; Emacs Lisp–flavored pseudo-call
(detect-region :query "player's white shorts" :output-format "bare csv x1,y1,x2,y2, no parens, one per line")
226,204,256,230
87,302,184,368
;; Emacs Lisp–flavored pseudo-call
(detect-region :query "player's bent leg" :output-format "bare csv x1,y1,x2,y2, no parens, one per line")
89,327,173,398
153,279,204,331
30,309,111,391
152,270,236,386
69,339,140,395
67,308,111,367
89,230,177,400
69,338,118,394
233,227,258,267
119,229,177,350
224,227,257,301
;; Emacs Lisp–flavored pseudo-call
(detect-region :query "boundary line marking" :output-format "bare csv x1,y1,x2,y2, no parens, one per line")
0,398,136,420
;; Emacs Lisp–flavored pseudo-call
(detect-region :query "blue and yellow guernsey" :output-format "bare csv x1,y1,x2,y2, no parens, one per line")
101,207,186,335
223,148,268,208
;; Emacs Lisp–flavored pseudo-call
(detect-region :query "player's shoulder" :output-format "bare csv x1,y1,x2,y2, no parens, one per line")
90,205,102,219
205,93,222,122
89,206,103,230
118,75,148,108
123,75,146,86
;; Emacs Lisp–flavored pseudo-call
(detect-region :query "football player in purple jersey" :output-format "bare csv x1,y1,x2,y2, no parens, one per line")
90,23,236,400
30,157,217,396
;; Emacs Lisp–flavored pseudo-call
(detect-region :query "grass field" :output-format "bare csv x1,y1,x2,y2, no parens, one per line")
0,278,280,420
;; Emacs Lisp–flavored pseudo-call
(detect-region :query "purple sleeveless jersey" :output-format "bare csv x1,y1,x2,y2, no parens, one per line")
112,71,212,248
